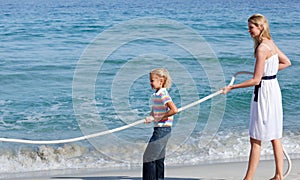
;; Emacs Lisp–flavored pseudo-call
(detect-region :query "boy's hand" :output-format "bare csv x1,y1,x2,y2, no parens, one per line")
153,117,161,122
145,116,154,123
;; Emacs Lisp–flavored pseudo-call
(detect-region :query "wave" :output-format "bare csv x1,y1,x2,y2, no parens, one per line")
0,130,299,176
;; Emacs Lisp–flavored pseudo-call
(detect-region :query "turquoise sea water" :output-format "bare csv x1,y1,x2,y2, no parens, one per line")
0,0,300,176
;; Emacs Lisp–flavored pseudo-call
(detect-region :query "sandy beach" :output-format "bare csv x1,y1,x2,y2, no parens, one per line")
5,158,299,180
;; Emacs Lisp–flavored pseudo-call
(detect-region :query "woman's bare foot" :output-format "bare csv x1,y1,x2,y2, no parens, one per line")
269,174,283,180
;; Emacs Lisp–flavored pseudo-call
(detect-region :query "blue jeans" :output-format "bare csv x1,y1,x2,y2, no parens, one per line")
143,127,171,180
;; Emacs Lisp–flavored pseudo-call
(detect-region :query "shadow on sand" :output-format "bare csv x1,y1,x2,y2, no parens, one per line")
51,176,225,180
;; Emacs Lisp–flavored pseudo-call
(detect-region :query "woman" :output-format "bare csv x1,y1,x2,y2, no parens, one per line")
222,14,291,180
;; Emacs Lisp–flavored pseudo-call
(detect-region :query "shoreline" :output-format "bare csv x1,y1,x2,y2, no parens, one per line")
5,159,299,180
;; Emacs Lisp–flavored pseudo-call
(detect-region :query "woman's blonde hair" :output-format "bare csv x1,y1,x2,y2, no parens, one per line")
248,14,272,53
150,68,172,89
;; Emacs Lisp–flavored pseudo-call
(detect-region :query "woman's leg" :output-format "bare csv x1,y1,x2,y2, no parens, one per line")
270,139,283,180
244,137,261,180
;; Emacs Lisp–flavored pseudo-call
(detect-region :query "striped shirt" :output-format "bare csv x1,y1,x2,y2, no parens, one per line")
151,88,173,127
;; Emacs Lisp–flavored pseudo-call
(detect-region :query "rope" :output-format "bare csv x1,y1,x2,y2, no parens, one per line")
0,71,291,178
0,119,145,144
283,146,292,179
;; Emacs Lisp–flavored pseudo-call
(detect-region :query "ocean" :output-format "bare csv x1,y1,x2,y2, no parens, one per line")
0,0,299,177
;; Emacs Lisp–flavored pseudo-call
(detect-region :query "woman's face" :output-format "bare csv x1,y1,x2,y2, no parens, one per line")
248,22,262,39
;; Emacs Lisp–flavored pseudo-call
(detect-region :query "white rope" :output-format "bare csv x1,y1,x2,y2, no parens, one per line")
283,146,292,179
0,119,145,144
0,71,291,178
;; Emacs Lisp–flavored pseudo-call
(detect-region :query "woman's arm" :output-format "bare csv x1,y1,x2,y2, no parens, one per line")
276,46,291,71
222,45,267,94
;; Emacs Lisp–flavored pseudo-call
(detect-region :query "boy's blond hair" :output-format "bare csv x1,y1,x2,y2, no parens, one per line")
150,68,172,89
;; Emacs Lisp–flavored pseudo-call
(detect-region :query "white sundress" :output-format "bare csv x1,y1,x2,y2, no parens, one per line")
249,44,283,141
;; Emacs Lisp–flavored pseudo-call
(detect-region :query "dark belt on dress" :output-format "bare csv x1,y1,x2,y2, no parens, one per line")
254,75,276,102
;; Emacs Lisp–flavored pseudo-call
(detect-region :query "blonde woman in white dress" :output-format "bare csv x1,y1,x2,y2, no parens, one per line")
222,14,291,180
